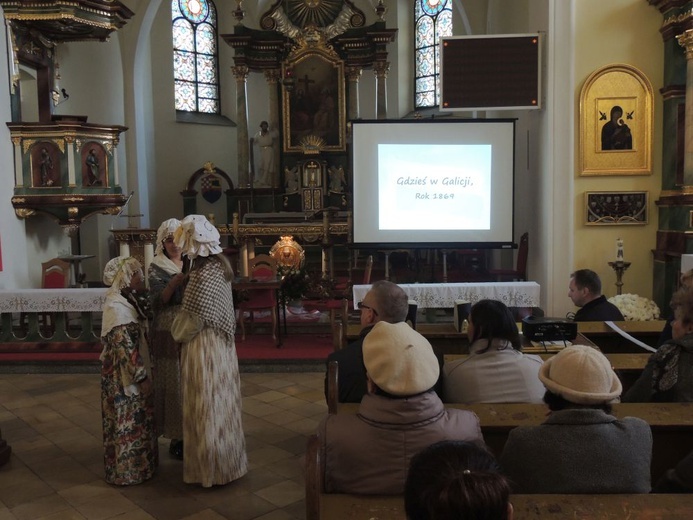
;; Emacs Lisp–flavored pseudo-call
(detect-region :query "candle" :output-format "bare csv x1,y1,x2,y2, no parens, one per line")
616,238,624,262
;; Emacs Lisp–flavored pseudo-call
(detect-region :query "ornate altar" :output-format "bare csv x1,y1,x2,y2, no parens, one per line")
221,0,396,217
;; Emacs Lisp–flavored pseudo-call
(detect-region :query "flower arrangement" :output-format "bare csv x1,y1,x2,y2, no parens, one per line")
278,264,311,304
607,293,661,321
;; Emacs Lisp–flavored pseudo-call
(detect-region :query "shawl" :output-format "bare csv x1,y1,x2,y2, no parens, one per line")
181,257,235,339
151,253,182,277
101,292,138,338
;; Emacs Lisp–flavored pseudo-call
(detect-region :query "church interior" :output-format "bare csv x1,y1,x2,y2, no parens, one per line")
1,0,693,518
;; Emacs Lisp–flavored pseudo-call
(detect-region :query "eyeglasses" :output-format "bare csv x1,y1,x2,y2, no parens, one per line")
357,302,378,316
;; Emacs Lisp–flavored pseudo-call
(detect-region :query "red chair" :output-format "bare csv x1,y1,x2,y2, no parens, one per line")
237,254,279,344
20,258,70,336
42,258,70,288
488,232,529,281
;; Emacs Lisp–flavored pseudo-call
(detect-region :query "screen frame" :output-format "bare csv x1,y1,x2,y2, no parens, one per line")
350,118,517,250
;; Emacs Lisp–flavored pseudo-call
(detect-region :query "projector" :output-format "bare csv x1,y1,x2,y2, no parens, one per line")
522,316,578,342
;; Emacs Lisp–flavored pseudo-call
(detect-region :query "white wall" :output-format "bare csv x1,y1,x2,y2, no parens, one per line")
0,15,30,288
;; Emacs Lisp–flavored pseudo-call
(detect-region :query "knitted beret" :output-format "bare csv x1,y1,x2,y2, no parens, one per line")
539,345,622,405
363,321,439,396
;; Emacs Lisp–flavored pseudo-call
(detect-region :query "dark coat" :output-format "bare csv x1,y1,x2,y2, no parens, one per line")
499,408,652,494
324,325,373,403
574,295,624,322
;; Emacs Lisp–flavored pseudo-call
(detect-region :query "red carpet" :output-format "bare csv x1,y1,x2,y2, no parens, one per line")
235,332,333,361
0,333,334,364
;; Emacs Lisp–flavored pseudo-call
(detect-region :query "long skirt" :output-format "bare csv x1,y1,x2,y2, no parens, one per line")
181,328,248,487
101,345,158,485
150,327,183,440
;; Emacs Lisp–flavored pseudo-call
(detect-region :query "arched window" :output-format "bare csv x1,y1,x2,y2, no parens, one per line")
414,0,452,108
172,0,220,114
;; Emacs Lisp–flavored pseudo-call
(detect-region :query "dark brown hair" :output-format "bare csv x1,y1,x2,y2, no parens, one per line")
405,440,511,520
469,299,521,352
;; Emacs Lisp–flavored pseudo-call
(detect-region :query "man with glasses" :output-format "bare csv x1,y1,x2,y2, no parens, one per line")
325,280,409,403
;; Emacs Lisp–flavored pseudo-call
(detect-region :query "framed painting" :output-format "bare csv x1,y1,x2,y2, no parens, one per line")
282,41,346,153
579,64,653,176
585,191,648,225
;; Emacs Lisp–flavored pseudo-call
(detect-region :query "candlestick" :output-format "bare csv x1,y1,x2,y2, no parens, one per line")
608,260,631,295
616,238,624,262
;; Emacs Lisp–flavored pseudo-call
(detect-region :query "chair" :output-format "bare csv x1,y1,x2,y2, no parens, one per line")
20,258,71,337
237,254,279,344
488,232,529,281
42,258,71,289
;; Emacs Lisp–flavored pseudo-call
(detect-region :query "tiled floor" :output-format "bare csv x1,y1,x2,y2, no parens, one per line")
0,369,328,520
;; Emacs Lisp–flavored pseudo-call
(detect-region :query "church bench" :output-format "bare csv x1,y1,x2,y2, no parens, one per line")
443,352,650,393
305,434,693,520
444,352,650,371
333,398,693,483
577,320,666,353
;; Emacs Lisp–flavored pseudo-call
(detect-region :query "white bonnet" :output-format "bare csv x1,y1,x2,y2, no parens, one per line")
174,214,222,260
103,256,142,292
155,218,182,257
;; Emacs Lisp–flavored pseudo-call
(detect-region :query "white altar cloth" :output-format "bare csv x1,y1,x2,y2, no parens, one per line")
353,282,540,309
0,288,108,312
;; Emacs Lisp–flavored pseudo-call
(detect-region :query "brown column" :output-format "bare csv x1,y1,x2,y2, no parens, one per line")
233,65,251,187
373,61,390,120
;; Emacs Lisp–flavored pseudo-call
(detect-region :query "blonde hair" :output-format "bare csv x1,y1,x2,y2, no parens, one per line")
681,269,693,288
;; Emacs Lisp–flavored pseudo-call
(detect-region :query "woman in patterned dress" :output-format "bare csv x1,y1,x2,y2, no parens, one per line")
148,218,186,459
171,215,248,487
100,256,158,485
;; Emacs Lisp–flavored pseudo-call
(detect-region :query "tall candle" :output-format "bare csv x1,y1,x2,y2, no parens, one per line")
616,238,624,261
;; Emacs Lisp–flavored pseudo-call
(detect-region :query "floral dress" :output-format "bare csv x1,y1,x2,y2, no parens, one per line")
101,320,158,485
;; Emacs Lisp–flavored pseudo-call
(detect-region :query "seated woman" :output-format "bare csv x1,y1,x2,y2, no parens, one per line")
624,286,693,402
499,345,652,494
657,269,693,346
405,440,513,520
442,299,545,403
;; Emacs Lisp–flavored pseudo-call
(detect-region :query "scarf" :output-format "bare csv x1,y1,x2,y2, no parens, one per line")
151,253,182,277
182,257,235,339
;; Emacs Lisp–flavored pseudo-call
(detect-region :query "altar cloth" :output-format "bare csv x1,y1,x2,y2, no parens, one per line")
353,282,540,309
0,288,108,312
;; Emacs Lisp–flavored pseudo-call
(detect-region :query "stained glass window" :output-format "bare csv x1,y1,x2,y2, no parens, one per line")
415,0,452,108
172,0,219,113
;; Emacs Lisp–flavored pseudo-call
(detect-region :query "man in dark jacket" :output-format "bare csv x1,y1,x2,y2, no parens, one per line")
569,269,624,322
324,280,409,403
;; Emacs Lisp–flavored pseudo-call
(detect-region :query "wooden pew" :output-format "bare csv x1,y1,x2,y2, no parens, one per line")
305,433,693,520
442,352,651,393
444,352,650,371
327,358,693,486
578,320,665,353
333,400,693,484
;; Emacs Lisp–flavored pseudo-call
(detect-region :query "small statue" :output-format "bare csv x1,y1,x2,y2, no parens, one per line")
40,148,54,186
328,165,346,193
285,166,299,193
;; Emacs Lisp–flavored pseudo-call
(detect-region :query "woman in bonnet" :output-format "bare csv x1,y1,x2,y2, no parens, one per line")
148,218,187,459
100,256,158,486
172,214,248,487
